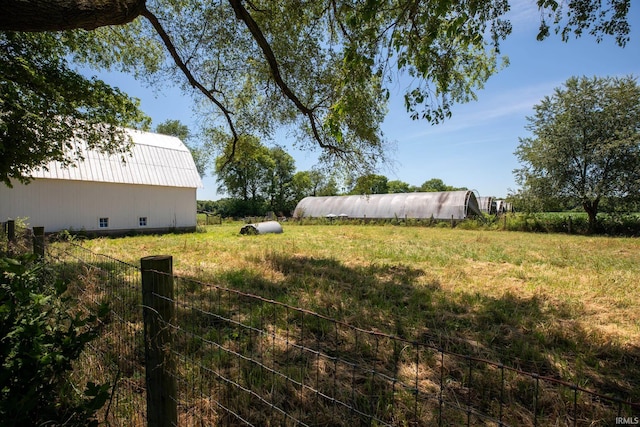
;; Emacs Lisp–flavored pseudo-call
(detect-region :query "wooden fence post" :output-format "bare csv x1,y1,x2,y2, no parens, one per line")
32,227,45,258
141,255,177,427
7,219,15,242
7,220,15,256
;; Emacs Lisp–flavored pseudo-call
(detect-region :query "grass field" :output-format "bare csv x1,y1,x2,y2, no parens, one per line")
79,223,639,372
65,222,640,423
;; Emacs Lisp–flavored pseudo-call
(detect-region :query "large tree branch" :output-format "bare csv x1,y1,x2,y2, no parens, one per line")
0,0,145,31
140,6,240,163
227,0,347,155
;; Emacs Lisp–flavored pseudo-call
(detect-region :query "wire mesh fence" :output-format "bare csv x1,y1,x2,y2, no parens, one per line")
170,273,638,427
46,241,638,426
47,242,147,426
0,219,34,256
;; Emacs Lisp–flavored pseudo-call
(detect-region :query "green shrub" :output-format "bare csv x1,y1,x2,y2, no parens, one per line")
0,254,109,426
456,219,482,230
503,212,640,236
600,214,640,236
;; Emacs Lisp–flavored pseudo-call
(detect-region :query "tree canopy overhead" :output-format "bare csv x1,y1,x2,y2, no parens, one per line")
0,0,632,182
0,31,150,186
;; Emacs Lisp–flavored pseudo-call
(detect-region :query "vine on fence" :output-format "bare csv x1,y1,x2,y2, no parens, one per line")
0,253,110,426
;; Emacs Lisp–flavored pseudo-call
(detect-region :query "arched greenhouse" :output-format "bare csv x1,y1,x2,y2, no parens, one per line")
477,196,495,214
293,191,482,220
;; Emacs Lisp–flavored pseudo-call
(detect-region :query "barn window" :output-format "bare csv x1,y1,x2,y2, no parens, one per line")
139,217,147,227
99,217,109,228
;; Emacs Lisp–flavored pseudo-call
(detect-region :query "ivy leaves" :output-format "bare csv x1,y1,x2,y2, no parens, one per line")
0,254,110,426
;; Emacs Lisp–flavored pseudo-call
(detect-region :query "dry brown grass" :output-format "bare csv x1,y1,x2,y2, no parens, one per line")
55,222,640,425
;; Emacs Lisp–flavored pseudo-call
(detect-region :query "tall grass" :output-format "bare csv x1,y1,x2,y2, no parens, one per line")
58,222,640,423
74,222,640,344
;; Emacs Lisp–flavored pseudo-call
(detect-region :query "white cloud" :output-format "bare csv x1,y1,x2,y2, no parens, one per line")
399,80,562,141
505,0,544,34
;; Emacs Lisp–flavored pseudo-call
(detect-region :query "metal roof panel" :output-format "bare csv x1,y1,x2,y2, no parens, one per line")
30,129,203,188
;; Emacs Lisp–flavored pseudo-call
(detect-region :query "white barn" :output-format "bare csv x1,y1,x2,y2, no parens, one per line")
0,129,203,234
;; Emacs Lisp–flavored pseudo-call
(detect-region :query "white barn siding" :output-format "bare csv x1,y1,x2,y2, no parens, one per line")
0,129,202,234
0,180,196,233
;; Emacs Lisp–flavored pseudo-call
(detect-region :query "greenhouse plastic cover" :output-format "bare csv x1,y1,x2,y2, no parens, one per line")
294,191,482,220
240,221,284,235
477,196,494,214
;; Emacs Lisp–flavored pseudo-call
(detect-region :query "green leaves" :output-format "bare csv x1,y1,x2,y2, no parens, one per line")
535,0,631,47
514,75,640,231
0,254,109,426
1,0,632,183
212,134,300,214
0,31,150,185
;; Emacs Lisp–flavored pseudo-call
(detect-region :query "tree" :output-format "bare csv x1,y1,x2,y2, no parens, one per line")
265,147,296,215
0,1,632,48
506,187,568,213
308,170,326,197
349,174,389,195
304,169,339,197
387,179,415,193
514,75,640,232
214,134,273,215
155,119,189,141
0,31,149,186
290,171,314,202
0,0,145,32
1,1,631,183
419,178,466,192
214,142,304,215
318,176,340,196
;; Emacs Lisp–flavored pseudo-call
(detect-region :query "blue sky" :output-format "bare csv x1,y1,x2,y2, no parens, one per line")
85,1,640,201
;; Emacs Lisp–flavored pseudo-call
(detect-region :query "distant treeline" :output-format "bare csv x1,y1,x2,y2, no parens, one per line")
200,175,468,218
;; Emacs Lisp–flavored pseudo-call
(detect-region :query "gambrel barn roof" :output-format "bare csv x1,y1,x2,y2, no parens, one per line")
30,129,203,189
294,191,482,220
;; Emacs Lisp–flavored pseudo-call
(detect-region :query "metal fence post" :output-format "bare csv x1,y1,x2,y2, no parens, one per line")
32,226,45,258
141,255,177,427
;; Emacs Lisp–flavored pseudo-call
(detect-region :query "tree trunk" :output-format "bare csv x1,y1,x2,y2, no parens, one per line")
583,198,600,234
0,0,146,32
